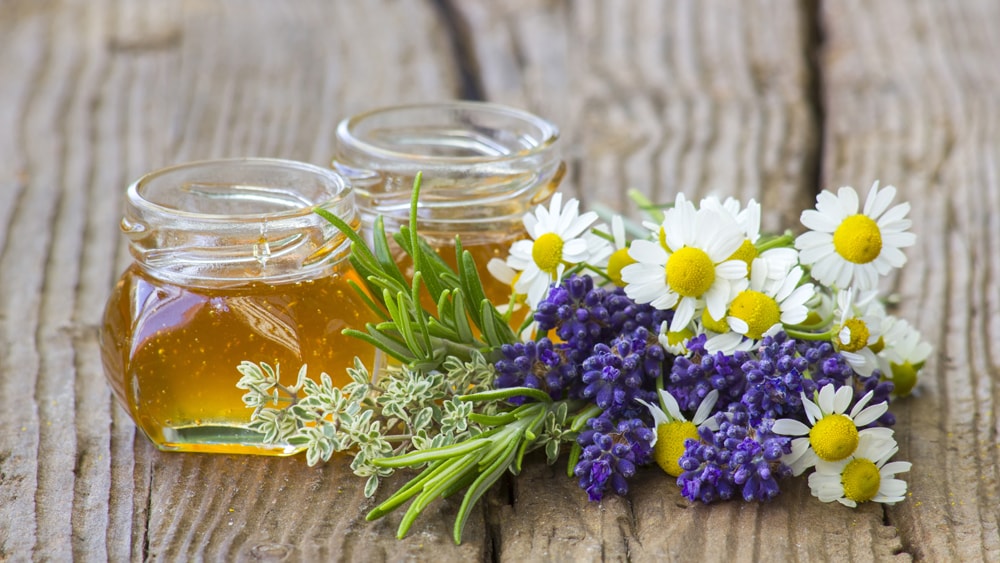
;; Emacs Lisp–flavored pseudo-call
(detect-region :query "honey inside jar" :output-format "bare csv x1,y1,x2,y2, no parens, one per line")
99,158,374,455
101,264,378,455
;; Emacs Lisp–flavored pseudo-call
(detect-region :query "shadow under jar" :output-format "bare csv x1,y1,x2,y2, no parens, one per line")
100,158,379,455
332,101,564,312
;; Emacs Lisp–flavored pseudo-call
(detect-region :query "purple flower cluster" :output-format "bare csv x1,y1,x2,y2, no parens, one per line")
574,415,654,501
677,404,793,503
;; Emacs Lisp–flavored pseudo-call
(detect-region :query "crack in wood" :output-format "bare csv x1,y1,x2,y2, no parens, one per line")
804,0,827,194
430,0,486,101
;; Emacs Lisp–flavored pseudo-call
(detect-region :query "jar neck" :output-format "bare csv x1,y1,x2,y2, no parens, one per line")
332,101,563,244
122,158,358,287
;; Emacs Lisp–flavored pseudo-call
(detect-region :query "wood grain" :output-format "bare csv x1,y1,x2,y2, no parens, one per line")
821,1,1000,561
1,0,999,560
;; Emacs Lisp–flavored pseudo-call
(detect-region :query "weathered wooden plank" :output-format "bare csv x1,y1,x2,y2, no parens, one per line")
0,0,482,560
821,2,1000,561
451,2,912,561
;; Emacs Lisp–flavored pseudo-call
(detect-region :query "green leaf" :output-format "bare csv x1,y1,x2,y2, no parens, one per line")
372,436,491,468
364,475,380,498
370,214,409,288
459,386,553,404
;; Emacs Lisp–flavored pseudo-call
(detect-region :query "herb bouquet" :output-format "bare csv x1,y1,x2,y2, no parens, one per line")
237,175,930,544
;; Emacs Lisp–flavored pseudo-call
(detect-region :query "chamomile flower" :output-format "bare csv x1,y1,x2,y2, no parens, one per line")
772,384,893,476
796,181,916,290
604,215,635,286
505,193,600,308
877,316,932,396
808,433,910,507
705,257,815,354
833,288,884,377
622,204,748,333
637,389,719,477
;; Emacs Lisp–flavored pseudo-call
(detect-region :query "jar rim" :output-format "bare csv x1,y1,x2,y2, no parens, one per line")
127,157,352,222
122,158,359,285
335,101,560,165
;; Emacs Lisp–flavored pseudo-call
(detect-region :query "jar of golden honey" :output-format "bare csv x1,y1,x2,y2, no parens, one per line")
99,158,379,455
332,102,564,309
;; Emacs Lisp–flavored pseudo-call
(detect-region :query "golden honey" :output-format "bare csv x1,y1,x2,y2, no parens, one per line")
101,265,377,455
99,158,372,455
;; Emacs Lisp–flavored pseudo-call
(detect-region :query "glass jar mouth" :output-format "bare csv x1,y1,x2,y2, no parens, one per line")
123,158,359,286
128,157,352,222
335,101,560,165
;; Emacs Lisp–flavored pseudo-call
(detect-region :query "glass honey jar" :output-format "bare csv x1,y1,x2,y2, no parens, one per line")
99,158,379,455
332,101,564,311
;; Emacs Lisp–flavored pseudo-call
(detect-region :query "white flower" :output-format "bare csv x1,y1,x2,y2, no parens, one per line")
877,315,932,396
796,181,916,291
808,433,910,507
833,288,884,377
622,202,748,333
505,193,601,308
637,389,719,477
705,256,815,354
772,384,893,476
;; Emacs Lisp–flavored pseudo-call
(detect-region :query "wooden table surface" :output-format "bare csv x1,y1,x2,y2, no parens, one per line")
2,1,998,561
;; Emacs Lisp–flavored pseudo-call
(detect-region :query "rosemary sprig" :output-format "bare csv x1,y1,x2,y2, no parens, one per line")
240,173,581,542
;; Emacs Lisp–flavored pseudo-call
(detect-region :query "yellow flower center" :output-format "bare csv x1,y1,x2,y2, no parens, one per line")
728,290,781,339
653,420,699,477
727,238,758,273
869,336,886,354
839,318,870,352
833,214,882,264
888,361,920,396
701,307,730,333
607,247,636,286
665,327,695,348
841,458,881,503
532,232,564,274
666,247,716,298
809,414,859,462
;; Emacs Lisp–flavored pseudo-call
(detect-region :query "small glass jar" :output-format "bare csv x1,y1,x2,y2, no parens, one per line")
332,101,564,308
99,158,379,455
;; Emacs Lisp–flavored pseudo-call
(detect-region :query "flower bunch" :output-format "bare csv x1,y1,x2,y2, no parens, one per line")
239,177,931,542
478,181,928,506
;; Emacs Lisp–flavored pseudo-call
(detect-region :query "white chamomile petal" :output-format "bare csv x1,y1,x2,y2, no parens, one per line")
772,419,810,436
692,389,719,425
658,388,685,422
